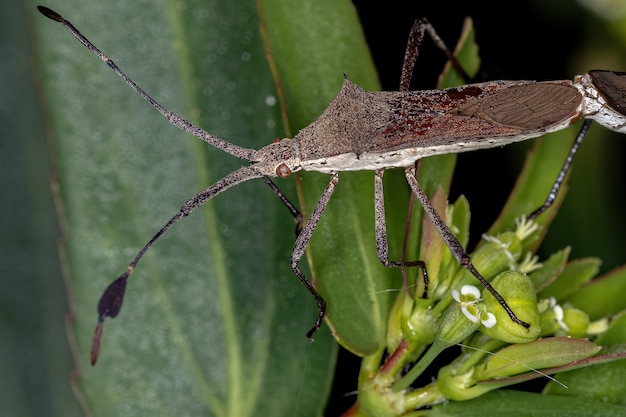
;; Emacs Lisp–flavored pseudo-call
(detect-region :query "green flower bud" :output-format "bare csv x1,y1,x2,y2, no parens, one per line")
538,297,565,336
404,300,438,347
394,301,480,392
458,232,523,288
475,337,601,380
481,271,540,343
437,299,480,345
561,307,590,338
538,298,589,337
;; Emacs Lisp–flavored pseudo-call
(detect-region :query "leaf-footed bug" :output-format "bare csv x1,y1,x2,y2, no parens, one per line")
37,6,626,365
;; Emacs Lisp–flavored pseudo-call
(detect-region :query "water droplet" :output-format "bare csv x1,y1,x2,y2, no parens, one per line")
265,95,276,106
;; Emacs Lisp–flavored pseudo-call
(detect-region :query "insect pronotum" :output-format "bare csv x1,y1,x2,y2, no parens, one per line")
37,6,626,365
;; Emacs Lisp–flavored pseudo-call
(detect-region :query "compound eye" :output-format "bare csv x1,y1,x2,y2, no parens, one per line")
276,163,292,178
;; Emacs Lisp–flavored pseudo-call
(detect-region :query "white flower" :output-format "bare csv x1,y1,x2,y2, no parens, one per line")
452,285,497,328
547,297,569,332
517,252,543,274
515,215,540,240
481,234,516,267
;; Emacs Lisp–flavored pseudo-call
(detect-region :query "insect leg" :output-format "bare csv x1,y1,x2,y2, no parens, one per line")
404,166,531,330
529,119,592,219
262,176,304,236
374,169,429,298
290,173,339,339
37,6,254,160
398,20,472,297
400,18,471,92
91,166,264,364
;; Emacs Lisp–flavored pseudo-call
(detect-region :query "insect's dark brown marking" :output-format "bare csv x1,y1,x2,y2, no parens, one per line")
589,70,626,115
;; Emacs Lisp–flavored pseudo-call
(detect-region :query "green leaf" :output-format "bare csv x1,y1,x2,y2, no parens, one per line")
0,2,81,416
566,265,626,320
428,389,626,416
543,346,626,406
34,0,342,415
538,258,601,301
597,311,626,345
529,247,570,292
476,337,600,380
258,0,389,355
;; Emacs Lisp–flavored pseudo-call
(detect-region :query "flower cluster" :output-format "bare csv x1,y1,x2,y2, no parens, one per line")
354,201,626,416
